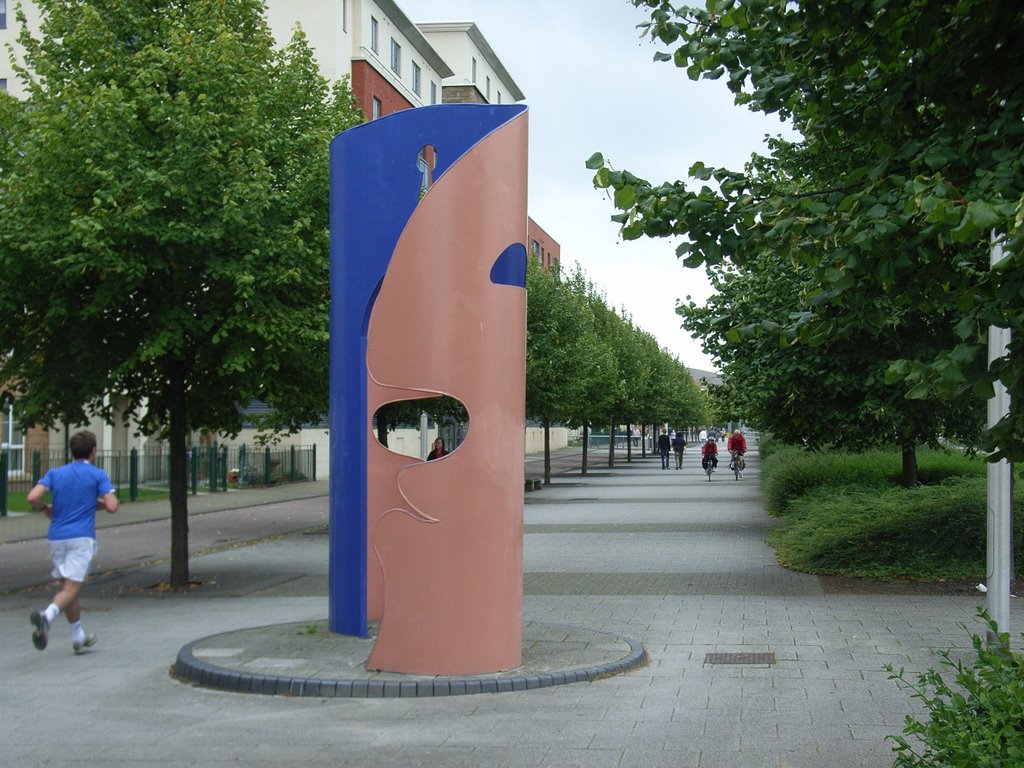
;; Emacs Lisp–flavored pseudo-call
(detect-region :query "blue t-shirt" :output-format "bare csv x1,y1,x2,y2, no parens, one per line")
40,461,115,541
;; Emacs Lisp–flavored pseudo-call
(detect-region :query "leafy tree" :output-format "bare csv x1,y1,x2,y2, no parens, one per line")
590,0,1024,460
553,266,620,474
682,250,981,484
585,289,636,466
0,0,362,587
526,259,616,481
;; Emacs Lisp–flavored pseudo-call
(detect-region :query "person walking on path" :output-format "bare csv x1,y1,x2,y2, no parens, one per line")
657,427,671,470
671,430,687,469
26,430,119,654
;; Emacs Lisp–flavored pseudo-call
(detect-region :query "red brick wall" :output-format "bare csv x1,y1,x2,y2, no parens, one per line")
528,217,561,271
350,60,413,120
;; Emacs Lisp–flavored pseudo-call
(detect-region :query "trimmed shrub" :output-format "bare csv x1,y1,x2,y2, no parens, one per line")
769,477,1024,580
762,445,987,517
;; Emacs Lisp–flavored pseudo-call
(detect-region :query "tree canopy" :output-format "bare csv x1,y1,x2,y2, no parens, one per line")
590,0,1024,460
0,0,363,585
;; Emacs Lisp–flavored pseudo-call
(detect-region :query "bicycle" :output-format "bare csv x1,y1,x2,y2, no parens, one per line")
703,456,716,482
729,451,746,481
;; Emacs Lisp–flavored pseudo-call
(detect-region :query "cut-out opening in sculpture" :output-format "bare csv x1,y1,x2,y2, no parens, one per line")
372,395,467,458
417,145,437,199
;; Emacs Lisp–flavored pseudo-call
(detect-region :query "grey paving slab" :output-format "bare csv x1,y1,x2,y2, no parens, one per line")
2,439,1022,767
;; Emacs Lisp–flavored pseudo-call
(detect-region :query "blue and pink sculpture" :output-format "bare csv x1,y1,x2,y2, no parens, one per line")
328,104,528,675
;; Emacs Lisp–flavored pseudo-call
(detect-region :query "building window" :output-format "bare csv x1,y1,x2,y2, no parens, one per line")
370,17,378,53
0,1,6,30
530,240,541,263
497,90,502,104
430,81,437,105
471,57,477,84
390,39,401,77
342,0,347,33
0,79,7,92
372,97,382,120
2,402,25,473
486,76,491,101
412,62,421,96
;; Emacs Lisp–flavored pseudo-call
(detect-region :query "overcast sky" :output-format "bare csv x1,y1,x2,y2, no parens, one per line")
398,0,793,371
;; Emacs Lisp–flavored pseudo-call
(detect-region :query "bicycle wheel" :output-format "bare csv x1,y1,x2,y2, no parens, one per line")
733,457,740,481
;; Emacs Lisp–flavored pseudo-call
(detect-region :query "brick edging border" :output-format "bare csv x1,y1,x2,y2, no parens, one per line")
172,623,647,698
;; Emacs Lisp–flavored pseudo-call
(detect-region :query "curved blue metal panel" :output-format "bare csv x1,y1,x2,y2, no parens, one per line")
490,243,528,288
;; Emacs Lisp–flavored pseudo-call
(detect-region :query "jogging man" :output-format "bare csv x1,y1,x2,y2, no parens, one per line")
27,430,118,654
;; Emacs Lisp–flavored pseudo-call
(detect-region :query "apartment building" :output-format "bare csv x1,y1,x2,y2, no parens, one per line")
0,0,39,98
265,1,454,119
527,218,561,271
416,21,525,106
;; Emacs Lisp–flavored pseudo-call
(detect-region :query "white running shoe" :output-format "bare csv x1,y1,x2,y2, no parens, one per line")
73,634,98,655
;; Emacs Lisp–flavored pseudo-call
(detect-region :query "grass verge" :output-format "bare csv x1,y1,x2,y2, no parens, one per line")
3,487,170,514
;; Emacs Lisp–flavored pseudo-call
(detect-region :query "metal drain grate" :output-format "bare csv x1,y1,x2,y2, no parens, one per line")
704,652,776,665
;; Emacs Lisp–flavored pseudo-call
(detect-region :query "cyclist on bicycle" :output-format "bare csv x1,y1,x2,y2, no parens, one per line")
727,430,748,478
701,438,719,473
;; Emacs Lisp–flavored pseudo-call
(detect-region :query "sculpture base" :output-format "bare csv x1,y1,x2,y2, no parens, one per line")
173,620,646,698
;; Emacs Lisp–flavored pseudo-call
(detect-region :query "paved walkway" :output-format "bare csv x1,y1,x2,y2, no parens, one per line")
2,441,1017,767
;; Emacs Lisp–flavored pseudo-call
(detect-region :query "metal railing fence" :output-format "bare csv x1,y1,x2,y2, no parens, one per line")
0,443,316,516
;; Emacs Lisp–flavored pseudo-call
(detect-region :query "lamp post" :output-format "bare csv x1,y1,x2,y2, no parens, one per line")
987,232,1012,648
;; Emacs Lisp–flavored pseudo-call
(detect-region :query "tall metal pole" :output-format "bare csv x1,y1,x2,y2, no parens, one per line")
987,233,1012,647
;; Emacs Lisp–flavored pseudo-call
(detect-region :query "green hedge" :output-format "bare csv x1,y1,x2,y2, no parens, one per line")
761,446,987,517
761,444,1015,580
770,477,1023,579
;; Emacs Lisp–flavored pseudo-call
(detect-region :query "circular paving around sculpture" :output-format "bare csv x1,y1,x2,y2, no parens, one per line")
173,620,647,698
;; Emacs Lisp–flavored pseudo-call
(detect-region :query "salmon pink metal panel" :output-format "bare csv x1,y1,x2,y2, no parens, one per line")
328,104,528,674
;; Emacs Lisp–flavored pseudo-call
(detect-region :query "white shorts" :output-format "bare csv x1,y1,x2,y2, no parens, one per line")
48,538,98,583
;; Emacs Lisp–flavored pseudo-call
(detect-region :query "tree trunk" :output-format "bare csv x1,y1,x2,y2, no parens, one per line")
376,403,390,449
900,441,918,487
626,421,633,462
543,418,551,485
168,361,190,588
581,422,589,476
608,418,615,468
